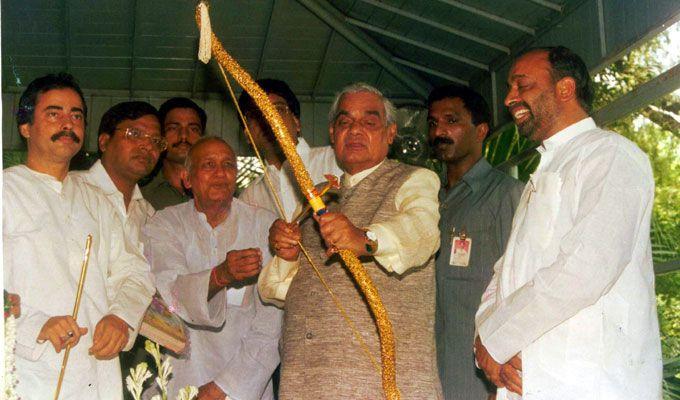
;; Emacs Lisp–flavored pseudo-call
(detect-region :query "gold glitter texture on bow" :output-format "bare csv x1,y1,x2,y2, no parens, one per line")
195,4,399,399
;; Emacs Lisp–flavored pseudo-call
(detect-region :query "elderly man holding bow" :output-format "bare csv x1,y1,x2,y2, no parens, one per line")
260,82,444,399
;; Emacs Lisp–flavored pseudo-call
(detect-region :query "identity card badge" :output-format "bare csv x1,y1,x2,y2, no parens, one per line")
449,227,472,267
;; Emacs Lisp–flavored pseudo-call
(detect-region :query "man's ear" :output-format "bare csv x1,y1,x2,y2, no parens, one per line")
386,123,397,145
475,122,489,142
180,168,191,190
293,115,302,137
556,77,577,102
98,133,111,153
329,124,336,145
19,123,30,139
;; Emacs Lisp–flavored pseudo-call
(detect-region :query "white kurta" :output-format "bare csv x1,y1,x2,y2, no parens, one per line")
476,118,662,399
3,165,155,400
239,138,342,221
71,160,155,247
142,199,283,400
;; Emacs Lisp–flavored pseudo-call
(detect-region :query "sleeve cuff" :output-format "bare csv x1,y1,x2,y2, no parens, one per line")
258,256,300,307
174,270,227,327
369,223,406,274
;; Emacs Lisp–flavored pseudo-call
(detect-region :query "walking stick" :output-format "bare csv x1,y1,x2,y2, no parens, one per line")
54,234,93,400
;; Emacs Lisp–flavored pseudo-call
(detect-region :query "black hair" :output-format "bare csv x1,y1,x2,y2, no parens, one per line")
237,78,301,128
427,84,491,128
522,46,593,112
16,72,88,128
98,101,159,137
158,97,207,132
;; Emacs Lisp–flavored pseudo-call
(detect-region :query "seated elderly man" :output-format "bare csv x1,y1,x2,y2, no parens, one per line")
260,82,443,399
143,136,282,400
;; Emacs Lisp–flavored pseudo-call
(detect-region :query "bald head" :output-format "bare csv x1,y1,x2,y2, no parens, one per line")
182,136,238,210
184,136,235,173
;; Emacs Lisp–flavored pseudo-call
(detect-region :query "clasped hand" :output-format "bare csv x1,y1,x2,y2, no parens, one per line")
474,336,522,395
37,314,130,360
215,248,263,286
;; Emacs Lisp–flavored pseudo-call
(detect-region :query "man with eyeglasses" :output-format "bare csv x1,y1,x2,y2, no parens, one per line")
71,101,164,399
3,74,154,399
238,79,341,221
142,97,206,210
73,101,164,245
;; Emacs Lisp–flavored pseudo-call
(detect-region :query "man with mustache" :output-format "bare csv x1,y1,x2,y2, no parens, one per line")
474,46,662,399
427,84,523,400
143,137,282,400
237,78,342,221
260,83,443,398
3,73,154,398
142,97,206,210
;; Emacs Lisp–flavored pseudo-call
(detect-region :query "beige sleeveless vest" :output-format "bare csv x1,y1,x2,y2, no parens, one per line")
280,160,443,400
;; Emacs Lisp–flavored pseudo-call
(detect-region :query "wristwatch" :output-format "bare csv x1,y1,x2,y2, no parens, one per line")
364,229,379,254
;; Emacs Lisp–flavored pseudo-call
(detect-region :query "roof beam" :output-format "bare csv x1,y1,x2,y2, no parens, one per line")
190,47,201,97
434,0,535,35
527,0,563,12
357,0,509,54
296,0,432,98
655,259,680,275
392,57,468,85
592,62,680,126
257,0,277,78
312,31,336,97
64,0,71,73
128,0,139,97
347,18,488,71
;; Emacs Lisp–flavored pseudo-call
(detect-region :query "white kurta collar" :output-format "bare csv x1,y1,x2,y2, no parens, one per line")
21,164,65,194
296,137,311,156
88,160,146,202
539,117,596,154
341,160,385,188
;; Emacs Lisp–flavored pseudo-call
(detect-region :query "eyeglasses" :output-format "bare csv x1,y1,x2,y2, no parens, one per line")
273,103,291,116
119,127,167,151
244,103,291,121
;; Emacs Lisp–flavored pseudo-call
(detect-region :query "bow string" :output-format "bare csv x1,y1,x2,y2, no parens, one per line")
195,3,399,399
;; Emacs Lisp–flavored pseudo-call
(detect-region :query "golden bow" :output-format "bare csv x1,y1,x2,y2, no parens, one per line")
195,3,399,399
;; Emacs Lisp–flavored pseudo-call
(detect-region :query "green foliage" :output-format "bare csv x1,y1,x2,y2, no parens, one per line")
2,150,26,168
483,124,539,182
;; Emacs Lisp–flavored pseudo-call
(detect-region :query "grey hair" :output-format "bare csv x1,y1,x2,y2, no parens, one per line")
183,135,231,174
328,82,397,126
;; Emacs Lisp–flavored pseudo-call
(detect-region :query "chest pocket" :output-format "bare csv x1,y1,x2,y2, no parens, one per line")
515,172,561,252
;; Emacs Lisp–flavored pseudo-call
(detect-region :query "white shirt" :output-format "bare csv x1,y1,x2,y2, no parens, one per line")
239,138,342,221
475,118,663,399
71,160,155,248
258,160,441,306
142,199,283,400
3,165,155,400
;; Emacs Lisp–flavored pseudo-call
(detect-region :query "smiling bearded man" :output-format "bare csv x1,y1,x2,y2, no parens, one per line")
474,46,662,399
